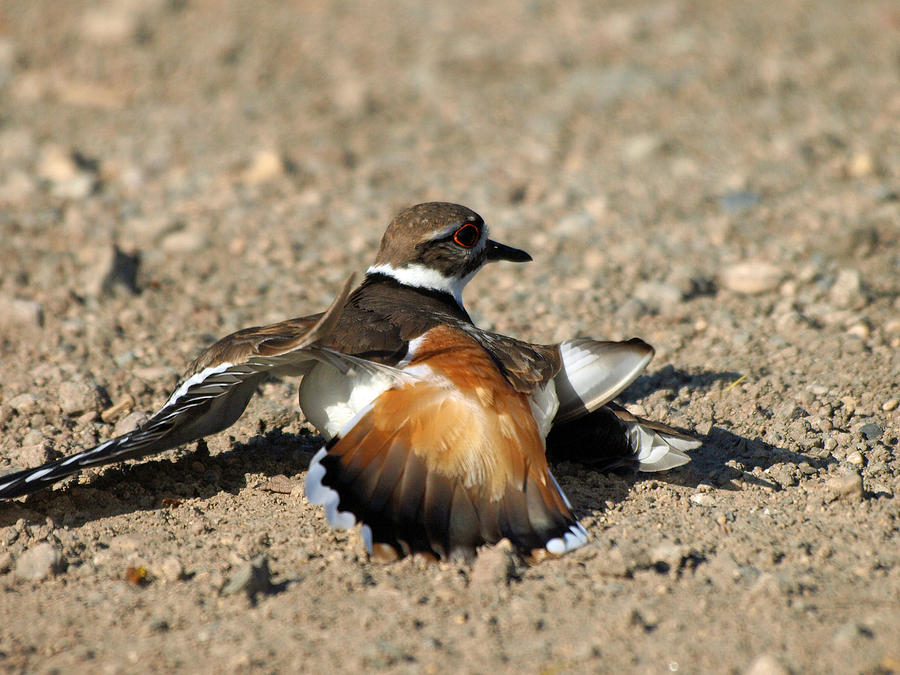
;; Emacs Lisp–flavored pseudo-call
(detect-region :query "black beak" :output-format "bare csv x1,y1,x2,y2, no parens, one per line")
485,240,532,263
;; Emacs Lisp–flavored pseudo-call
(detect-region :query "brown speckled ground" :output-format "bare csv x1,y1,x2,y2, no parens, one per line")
1,1,898,673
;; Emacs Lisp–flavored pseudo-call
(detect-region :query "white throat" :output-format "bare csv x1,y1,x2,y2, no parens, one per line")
366,263,478,309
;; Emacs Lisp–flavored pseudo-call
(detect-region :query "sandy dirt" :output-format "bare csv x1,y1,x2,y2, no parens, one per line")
1,1,898,673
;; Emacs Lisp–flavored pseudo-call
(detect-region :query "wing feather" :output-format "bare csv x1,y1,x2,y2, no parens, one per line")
0,276,356,500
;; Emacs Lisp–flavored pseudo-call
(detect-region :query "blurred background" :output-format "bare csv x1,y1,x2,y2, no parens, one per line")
2,2,896,334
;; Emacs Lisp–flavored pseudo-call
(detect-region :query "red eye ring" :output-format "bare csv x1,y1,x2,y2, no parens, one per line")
453,223,480,248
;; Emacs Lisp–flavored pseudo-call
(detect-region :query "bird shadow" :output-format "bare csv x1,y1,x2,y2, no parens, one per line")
0,368,833,531
554,368,837,512
0,427,321,529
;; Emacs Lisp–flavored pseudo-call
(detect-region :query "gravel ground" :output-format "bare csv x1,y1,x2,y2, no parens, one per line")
1,1,898,673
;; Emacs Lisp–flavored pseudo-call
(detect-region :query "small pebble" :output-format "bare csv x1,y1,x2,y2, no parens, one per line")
260,475,299,495
721,262,783,295
825,472,863,502
241,149,285,185
744,653,790,675
718,190,762,214
832,620,874,646
14,542,64,581
80,7,138,45
591,546,629,577
846,323,870,340
469,539,517,588
159,556,184,582
859,423,882,441
632,281,683,312
690,493,715,507
617,298,648,320
16,442,56,467
0,296,44,329
843,152,875,178
7,393,40,415
882,399,898,412
161,230,207,254
114,411,149,436
58,381,100,416
109,535,142,552
846,451,864,467
649,543,688,573
101,395,135,423
221,556,272,597
828,269,863,309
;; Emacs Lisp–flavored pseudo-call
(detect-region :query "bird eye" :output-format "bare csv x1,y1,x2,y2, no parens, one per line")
453,223,480,248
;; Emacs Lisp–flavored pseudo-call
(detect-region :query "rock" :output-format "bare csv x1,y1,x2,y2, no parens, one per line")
622,134,662,162
858,423,882,441
718,190,762,213
633,281,683,311
159,556,184,582
221,556,272,597
617,298,648,320
0,551,12,574
260,475,300,494
721,262,783,295
882,398,899,412
690,493,716,507
470,539,517,588
100,395,135,423
846,451,864,467
828,269,863,309
161,229,207,254
16,442,56,467
241,150,285,185
649,543,688,574
843,152,876,178
0,296,44,329
36,144,80,183
832,620,874,646
825,472,863,502
58,381,101,416
36,145,96,198
7,393,40,415
81,7,138,45
114,410,148,436
109,535,143,552
744,653,790,675
557,211,595,236
846,323,870,340
0,169,36,204
14,542,64,581
52,174,95,199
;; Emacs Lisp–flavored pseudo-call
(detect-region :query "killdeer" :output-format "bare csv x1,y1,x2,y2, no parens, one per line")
0,202,699,560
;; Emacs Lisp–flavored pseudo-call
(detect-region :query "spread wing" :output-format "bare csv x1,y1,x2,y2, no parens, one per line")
460,326,561,393
305,325,587,560
0,276,356,500
552,338,655,423
547,401,699,472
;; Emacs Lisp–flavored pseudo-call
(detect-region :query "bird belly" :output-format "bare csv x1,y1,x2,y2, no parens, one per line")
298,362,396,440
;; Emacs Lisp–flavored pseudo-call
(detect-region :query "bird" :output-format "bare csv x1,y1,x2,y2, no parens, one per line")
0,202,699,561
